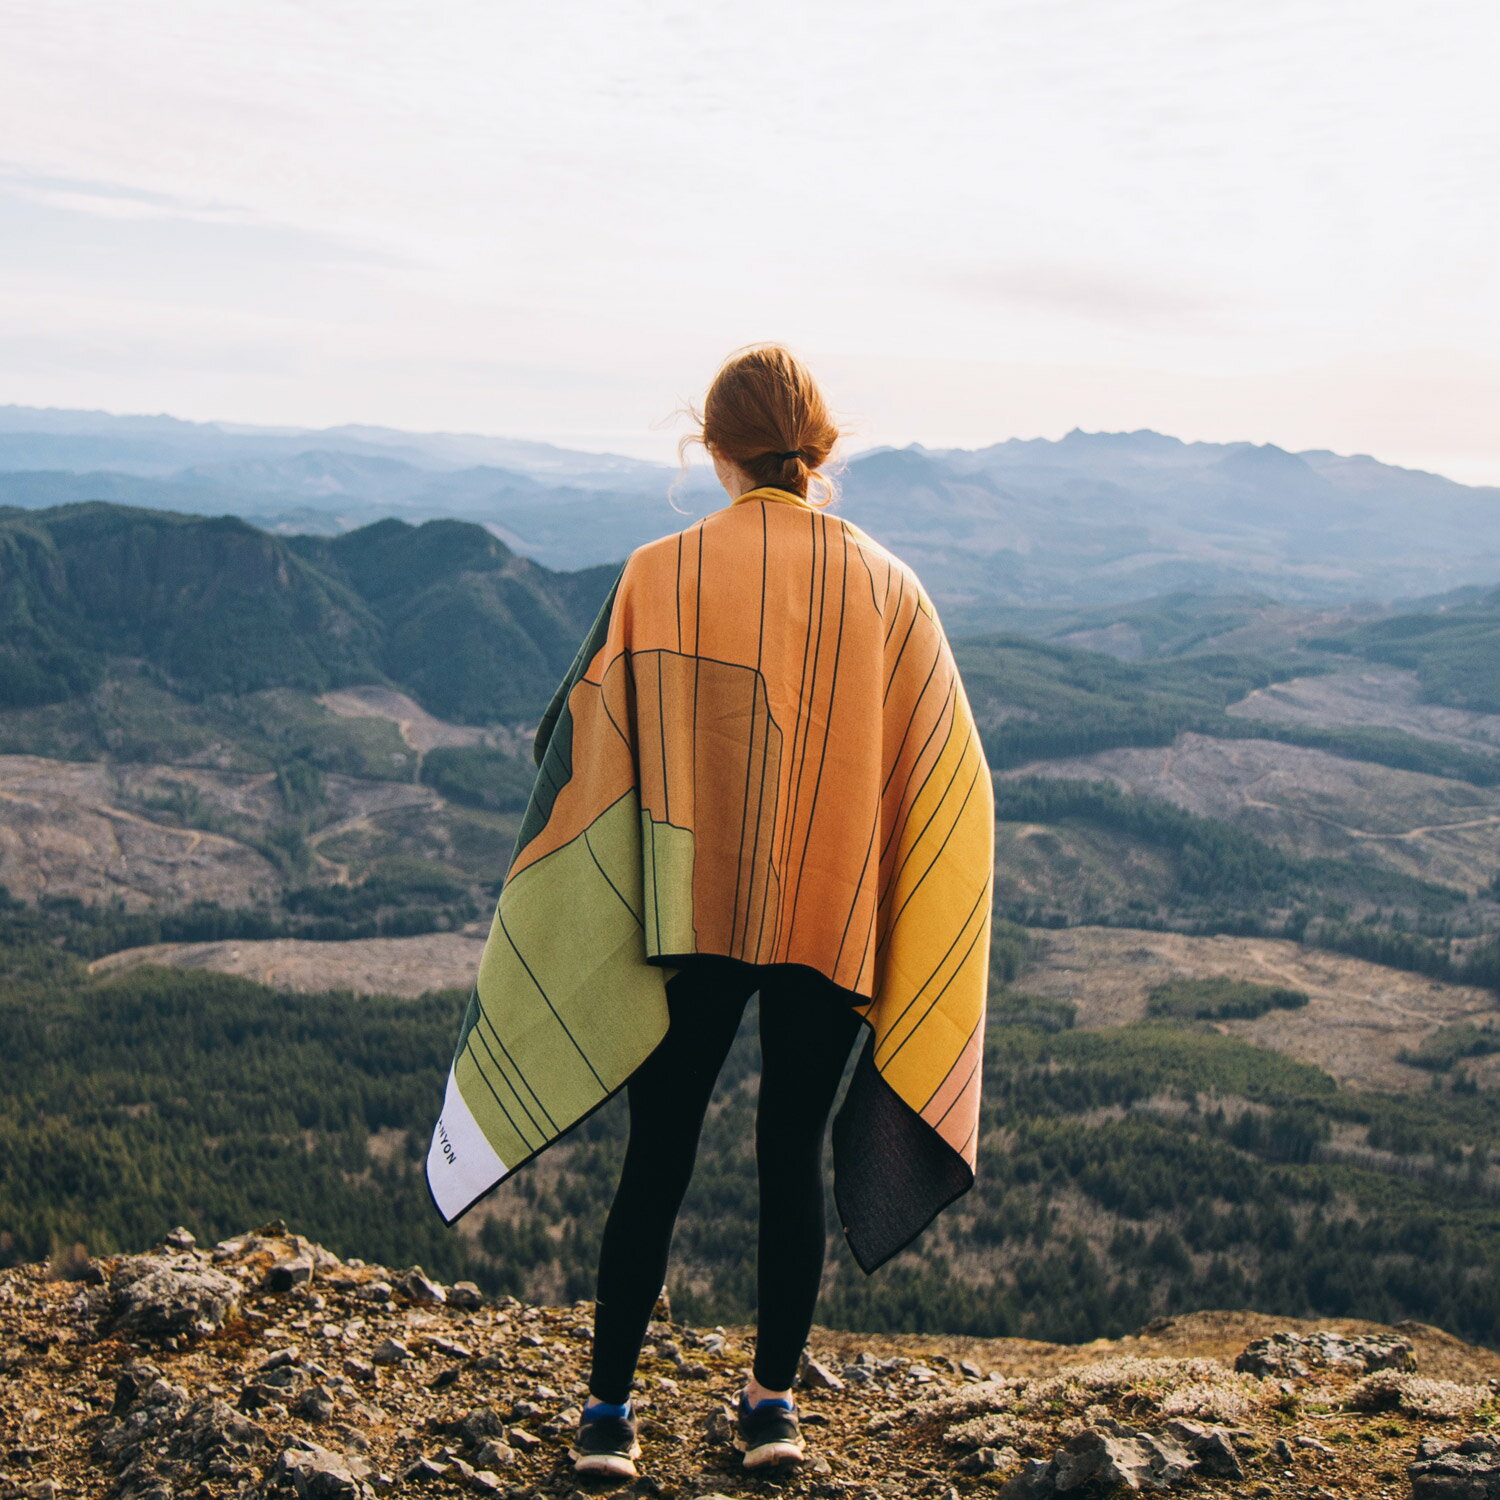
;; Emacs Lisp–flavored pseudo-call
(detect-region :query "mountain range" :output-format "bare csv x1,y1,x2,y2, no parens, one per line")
3,404,1498,606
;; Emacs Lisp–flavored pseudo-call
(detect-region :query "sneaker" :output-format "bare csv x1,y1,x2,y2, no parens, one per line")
734,1387,805,1469
568,1399,641,1478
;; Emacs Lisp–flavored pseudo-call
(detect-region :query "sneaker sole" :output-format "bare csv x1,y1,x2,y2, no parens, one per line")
735,1437,805,1469
568,1444,641,1478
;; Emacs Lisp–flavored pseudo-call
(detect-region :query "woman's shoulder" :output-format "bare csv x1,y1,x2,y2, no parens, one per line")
617,517,707,584
830,514,931,603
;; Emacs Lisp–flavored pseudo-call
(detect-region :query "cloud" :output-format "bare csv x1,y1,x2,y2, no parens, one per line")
944,259,1253,330
0,170,253,226
0,166,411,270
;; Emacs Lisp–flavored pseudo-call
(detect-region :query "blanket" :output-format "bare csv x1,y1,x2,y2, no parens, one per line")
426,485,995,1271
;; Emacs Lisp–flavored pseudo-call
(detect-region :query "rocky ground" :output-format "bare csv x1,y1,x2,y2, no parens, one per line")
2,1226,1498,1500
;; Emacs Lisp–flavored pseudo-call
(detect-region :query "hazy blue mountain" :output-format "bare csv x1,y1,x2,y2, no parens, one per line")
2,407,1497,604
0,405,673,487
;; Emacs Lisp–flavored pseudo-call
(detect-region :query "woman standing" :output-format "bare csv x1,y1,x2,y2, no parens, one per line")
427,344,995,1479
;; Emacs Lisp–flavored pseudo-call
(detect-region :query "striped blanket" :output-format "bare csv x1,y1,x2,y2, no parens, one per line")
427,485,994,1271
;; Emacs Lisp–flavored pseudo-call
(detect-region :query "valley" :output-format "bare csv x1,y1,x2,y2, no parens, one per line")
3,493,1500,1353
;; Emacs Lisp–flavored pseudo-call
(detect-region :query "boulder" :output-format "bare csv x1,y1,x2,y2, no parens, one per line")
1234,1329,1415,1378
1408,1433,1500,1500
995,1422,1198,1496
263,1441,374,1499
100,1254,242,1341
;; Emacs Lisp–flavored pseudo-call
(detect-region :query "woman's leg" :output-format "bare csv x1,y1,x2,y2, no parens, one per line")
752,969,864,1393
588,957,759,1405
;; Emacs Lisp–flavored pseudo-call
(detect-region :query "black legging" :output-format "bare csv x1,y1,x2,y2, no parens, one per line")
589,955,865,1403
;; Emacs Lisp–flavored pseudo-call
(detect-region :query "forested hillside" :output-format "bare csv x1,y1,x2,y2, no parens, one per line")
0,502,615,718
5,922,1500,1351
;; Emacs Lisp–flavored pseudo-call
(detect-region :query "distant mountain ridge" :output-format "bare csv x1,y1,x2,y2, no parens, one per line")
2,405,1498,604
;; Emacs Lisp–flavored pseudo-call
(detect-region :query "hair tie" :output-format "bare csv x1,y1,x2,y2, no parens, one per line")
769,449,802,462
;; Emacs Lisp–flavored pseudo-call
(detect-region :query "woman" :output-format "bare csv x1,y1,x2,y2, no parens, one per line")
426,344,994,1479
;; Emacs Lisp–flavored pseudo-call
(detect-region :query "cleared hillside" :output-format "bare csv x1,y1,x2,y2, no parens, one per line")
1003,732,1500,893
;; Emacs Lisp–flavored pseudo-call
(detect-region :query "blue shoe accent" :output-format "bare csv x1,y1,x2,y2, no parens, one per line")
583,1398,632,1422
740,1389,794,1413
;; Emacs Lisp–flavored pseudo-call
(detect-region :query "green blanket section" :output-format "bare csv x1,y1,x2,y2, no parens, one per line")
451,792,679,1168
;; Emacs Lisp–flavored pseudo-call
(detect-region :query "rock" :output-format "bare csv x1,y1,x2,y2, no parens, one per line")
472,1439,516,1469
456,1406,508,1448
354,1281,393,1304
1409,1437,1500,1499
164,1226,197,1251
959,1359,984,1379
507,1427,540,1451
94,1392,270,1498
401,1455,449,1482
111,1358,167,1414
266,1257,315,1293
1162,1418,1244,1479
1000,1424,1199,1496
995,1459,1053,1498
242,1359,315,1410
370,1338,411,1366
956,1446,1007,1473
101,1254,242,1341
298,1384,338,1422
265,1442,375,1499
400,1268,447,1305
800,1356,845,1391
448,1281,485,1310
1234,1329,1415,1377
705,1406,735,1442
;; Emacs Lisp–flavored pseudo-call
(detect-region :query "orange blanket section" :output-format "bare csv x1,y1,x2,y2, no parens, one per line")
514,488,994,1167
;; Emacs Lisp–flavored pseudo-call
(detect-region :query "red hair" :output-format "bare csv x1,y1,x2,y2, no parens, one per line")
677,343,843,507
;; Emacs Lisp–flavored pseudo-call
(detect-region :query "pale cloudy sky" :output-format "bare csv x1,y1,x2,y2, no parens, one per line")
1,0,1497,479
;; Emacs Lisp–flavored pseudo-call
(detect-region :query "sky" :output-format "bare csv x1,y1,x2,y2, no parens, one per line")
1,0,1498,481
